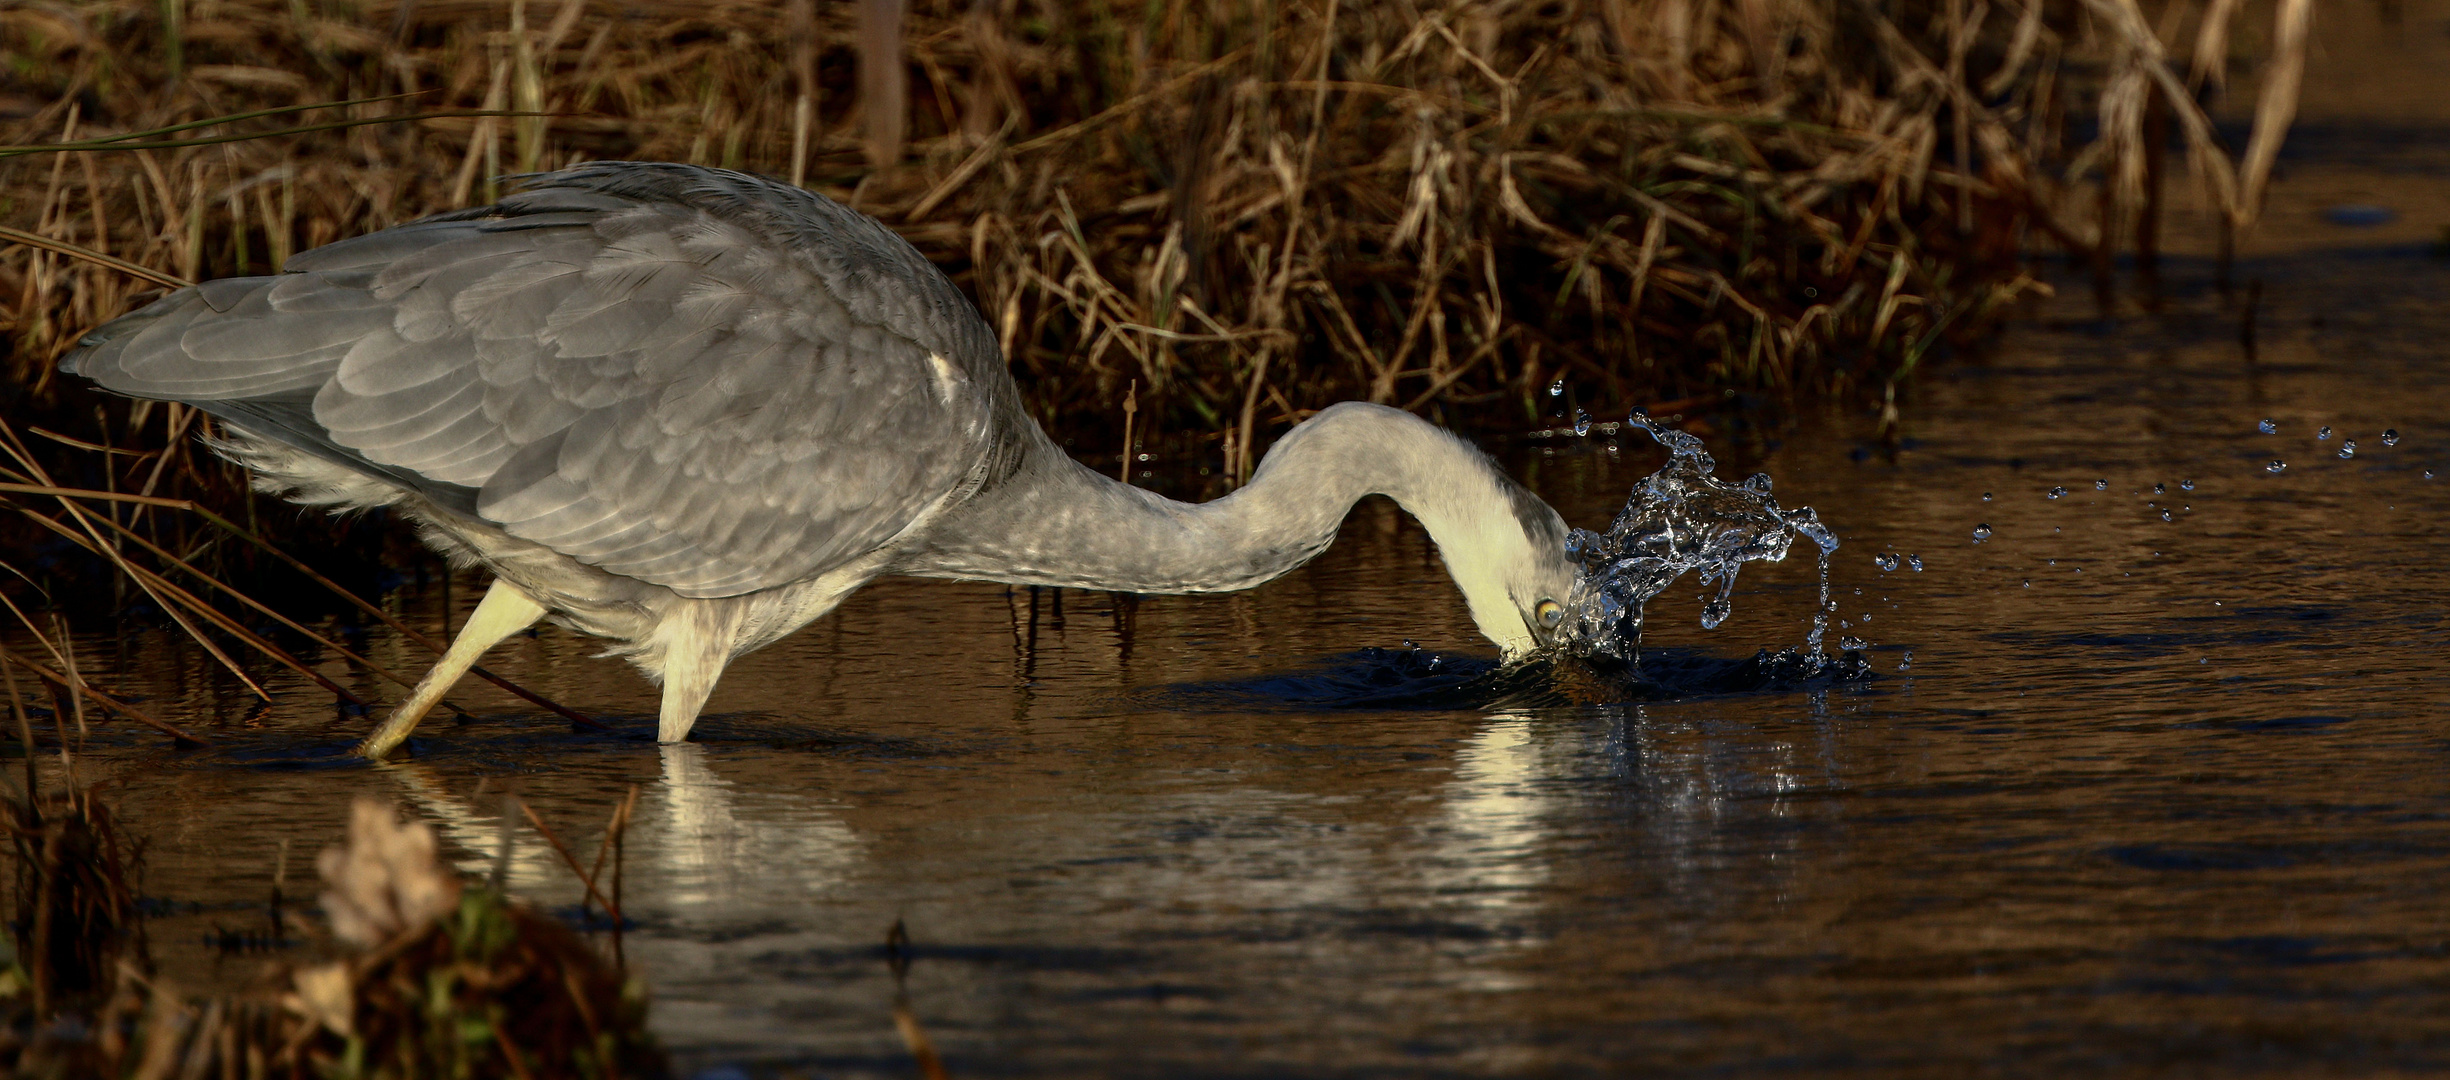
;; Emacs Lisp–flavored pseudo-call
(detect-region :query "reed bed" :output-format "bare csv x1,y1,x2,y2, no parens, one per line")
0,0,2307,471
0,0,2308,723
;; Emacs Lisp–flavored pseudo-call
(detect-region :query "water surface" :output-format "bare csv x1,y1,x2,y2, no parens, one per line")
19,7,2450,1069
28,239,2450,1078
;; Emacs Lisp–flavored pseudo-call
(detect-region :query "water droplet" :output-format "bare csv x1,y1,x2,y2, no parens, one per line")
1875,554,1899,571
1897,650,1913,672
2045,486,2067,499
2022,580,2031,588
1401,639,1417,650
1426,655,1442,670
2317,426,2333,440
2258,419,2278,434
2339,440,2357,459
2268,460,2288,473
1699,596,1732,629
2153,482,2166,495
2160,510,2173,521
2382,429,2401,446
1906,555,1924,572
1628,405,1649,419
2179,480,2194,491
1972,524,1993,540
1839,635,1869,651
1573,409,1592,436
1547,379,1565,398
2427,470,2437,480
2094,479,2108,491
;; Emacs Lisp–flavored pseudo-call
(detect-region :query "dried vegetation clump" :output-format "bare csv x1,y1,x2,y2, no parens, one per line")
1,0,2307,473
3,787,664,1079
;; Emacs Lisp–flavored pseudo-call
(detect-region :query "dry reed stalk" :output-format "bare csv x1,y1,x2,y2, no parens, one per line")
2234,0,2311,226
0,474,603,736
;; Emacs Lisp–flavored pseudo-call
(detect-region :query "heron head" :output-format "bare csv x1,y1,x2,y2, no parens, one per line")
1265,402,1580,661
1443,477,1580,661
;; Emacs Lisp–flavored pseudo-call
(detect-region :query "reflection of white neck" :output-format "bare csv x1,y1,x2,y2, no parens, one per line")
1437,714,1556,907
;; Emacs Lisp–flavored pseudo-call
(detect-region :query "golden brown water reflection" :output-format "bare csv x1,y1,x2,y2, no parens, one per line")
31,235,2450,1076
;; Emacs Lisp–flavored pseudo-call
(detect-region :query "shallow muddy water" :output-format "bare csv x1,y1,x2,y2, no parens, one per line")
25,237,2450,1078
18,7,2450,1073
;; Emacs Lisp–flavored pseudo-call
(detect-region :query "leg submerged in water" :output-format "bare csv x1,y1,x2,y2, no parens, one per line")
360,579,548,760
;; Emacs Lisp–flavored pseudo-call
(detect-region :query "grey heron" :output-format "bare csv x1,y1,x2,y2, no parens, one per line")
63,163,1577,758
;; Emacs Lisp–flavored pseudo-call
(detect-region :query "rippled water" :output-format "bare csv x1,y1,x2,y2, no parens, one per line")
18,14,2450,1071
18,237,2448,1077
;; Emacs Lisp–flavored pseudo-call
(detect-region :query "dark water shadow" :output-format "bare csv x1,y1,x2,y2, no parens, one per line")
1147,645,1875,712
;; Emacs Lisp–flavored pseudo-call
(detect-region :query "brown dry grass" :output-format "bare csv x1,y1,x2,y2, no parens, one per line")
2,778,665,1078
0,0,2308,479
0,0,2314,740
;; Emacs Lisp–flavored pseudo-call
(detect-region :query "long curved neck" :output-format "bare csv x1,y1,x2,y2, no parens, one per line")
894,403,1529,597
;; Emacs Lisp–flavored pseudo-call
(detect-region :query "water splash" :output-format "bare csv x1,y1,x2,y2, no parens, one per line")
1560,414,1838,669
2045,486,2068,500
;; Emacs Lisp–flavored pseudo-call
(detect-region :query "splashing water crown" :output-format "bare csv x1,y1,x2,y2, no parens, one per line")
1559,413,1839,668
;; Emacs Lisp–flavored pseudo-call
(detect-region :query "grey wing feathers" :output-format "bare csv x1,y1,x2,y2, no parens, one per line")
64,164,999,598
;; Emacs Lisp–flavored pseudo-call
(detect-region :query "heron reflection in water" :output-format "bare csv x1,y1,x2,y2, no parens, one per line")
64,163,1578,757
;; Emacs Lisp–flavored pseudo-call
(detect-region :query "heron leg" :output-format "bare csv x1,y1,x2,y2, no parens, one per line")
653,602,746,744
359,578,548,760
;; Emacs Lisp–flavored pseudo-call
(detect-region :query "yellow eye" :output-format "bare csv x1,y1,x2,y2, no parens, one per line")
1535,599,1563,627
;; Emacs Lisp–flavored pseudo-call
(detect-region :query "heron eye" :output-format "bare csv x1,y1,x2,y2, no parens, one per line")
1535,599,1563,627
